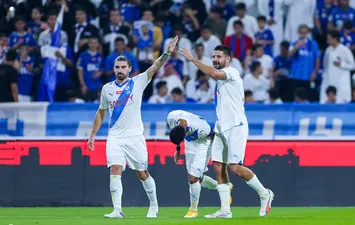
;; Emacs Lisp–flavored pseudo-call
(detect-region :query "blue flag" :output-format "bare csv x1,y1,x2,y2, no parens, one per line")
37,5,64,102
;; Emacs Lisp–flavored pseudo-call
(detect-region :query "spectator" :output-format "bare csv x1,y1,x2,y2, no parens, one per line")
314,0,333,50
256,0,285,54
223,20,253,62
0,33,9,64
196,25,222,58
0,6,15,35
272,41,292,101
215,0,235,21
351,88,355,103
288,24,320,102
163,25,192,61
171,87,196,103
76,37,104,102
0,49,19,102
204,6,227,41
154,63,184,95
284,0,316,42
162,47,189,85
38,10,68,47
324,85,342,103
105,37,140,82
69,6,100,57
225,3,258,38
243,61,270,102
141,9,163,61
102,8,131,56
148,81,169,104
320,30,355,103
65,89,85,103
120,0,141,25
245,44,273,79
134,23,154,70
294,87,308,103
17,45,35,102
27,7,44,40
188,43,213,81
187,70,214,103
328,0,355,31
340,20,355,52
244,90,255,103
264,88,283,104
8,16,36,51
254,15,274,57
98,0,120,28
182,5,201,42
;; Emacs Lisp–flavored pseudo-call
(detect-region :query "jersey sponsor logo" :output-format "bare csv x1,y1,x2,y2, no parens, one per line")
109,94,134,108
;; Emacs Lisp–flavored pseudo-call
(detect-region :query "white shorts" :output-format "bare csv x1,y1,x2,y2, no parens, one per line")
212,125,248,165
106,135,148,171
185,139,212,178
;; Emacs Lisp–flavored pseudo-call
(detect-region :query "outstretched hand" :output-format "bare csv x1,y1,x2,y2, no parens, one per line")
167,35,179,53
179,48,195,62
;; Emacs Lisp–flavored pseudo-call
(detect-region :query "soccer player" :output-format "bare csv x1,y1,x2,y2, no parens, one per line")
167,110,233,218
88,36,179,219
180,45,274,218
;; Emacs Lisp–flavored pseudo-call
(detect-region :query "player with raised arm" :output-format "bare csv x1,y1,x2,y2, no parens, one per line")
88,36,179,219
167,110,233,218
180,45,274,218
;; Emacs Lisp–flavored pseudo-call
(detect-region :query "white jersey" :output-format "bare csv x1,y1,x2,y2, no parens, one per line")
215,66,248,133
167,110,213,144
99,72,150,137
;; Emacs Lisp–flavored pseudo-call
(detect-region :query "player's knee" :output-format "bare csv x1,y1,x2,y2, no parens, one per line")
188,174,199,184
229,164,243,177
136,170,149,181
110,165,122,175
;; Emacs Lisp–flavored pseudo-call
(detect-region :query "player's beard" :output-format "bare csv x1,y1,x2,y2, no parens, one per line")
116,72,128,81
213,60,226,69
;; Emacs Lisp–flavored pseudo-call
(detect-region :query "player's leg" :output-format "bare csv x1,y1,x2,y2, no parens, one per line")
226,125,274,216
199,142,218,191
205,133,232,219
104,137,126,218
125,135,158,218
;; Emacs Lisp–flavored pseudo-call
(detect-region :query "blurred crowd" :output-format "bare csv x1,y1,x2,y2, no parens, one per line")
1,0,355,104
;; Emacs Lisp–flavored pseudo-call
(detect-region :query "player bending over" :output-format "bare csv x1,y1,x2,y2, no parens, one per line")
88,36,179,219
180,45,274,218
167,110,233,218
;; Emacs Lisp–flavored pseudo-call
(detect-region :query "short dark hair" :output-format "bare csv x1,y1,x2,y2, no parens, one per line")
195,43,204,49
233,20,243,27
47,10,58,18
214,45,232,58
156,81,167,90
169,125,186,145
268,88,279,99
244,90,253,97
115,37,125,44
252,44,263,52
257,15,267,22
171,87,183,95
328,30,340,41
115,55,131,67
280,41,290,49
326,86,337,95
295,87,307,100
5,48,17,61
343,20,353,30
236,3,246,10
210,6,223,17
200,24,212,32
14,16,26,23
250,61,261,72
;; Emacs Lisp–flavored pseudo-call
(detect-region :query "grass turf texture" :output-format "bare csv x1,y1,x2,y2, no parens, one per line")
1,207,354,225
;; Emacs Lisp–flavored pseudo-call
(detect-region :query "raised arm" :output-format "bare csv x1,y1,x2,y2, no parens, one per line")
146,36,179,80
179,48,227,80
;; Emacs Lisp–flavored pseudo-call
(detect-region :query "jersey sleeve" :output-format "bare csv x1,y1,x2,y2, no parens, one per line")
222,67,238,81
132,71,151,90
99,88,109,109
76,54,84,70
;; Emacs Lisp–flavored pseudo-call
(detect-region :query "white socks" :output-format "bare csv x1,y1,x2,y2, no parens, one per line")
110,175,123,212
200,175,218,190
189,182,201,211
141,175,158,207
246,175,268,198
217,183,230,212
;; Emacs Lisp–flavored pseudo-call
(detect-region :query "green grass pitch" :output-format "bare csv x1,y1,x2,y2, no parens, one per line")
1,207,354,225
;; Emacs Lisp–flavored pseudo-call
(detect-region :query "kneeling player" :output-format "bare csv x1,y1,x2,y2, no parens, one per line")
167,110,233,218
